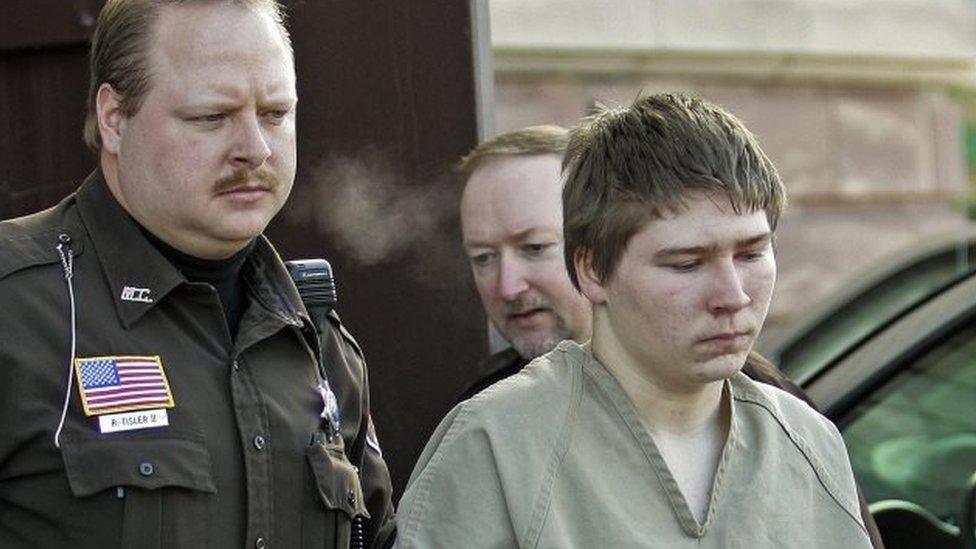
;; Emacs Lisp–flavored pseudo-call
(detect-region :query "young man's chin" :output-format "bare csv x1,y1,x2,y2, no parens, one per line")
690,354,748,383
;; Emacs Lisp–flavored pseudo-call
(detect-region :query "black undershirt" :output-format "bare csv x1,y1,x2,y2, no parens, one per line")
140,227,255,337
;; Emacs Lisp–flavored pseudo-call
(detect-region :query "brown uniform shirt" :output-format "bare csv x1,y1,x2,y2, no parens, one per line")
0,172,395,548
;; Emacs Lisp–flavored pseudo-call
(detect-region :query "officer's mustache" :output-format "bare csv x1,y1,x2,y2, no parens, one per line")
214,168,280,193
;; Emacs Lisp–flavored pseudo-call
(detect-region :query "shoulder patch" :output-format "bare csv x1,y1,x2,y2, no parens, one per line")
366,414,382,456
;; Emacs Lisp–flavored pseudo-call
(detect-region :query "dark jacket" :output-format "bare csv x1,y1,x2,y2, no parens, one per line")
0,172,395,548
460,346,884,549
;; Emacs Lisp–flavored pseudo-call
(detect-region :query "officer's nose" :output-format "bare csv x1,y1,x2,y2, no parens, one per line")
707,260,751,315
496,257,530,301
232,112,272,169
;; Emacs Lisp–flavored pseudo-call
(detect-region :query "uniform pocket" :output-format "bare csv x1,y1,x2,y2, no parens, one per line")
60,432,216,549
303,440,369,548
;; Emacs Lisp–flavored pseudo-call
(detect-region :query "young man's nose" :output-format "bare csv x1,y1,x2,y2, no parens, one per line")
707,261,751,314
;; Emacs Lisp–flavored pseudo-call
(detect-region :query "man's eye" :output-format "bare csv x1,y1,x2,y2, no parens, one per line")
668,261,700,273
190,113,226,124
469,253,495,268
737,251,766,262
265,110,290,124
522,243,552,256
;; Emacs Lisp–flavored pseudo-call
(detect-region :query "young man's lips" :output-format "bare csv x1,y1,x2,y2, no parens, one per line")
699,331,751,347
702,332,749,341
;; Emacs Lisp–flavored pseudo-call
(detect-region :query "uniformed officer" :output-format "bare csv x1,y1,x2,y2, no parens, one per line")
0,1,395,547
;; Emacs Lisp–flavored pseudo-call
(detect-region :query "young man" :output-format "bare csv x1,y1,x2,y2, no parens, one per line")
455,127,845,413
396,94,873,547
0,1,394,547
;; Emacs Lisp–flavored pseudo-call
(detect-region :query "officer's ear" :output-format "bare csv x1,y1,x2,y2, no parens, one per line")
575,249,608,305
96,83,126,155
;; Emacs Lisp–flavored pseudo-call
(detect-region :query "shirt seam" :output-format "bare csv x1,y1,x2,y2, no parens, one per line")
733,393,870,538
521,347,583,548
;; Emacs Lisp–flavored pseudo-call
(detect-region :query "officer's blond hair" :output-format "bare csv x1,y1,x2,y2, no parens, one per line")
83,0,292,153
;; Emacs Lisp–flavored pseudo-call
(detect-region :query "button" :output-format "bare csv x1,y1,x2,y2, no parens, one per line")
346,489,357,506
253,435,266,450
138,461,155,476
255,537,266,549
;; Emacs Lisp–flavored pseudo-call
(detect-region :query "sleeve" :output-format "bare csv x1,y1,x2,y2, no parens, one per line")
319,316,396,549
356,363,397,549
395,404,519,548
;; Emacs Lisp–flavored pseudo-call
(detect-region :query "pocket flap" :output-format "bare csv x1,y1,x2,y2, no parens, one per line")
306,444,370,519
60,434,217,497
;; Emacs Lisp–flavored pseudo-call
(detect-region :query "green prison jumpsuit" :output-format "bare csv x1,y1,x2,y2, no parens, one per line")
0,171,395,548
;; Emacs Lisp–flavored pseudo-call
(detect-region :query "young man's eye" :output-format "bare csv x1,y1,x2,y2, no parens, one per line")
668,261,700,273
738,250,766,262
189,113,226,125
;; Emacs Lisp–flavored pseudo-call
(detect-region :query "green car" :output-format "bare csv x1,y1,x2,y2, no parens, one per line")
774,236,976,548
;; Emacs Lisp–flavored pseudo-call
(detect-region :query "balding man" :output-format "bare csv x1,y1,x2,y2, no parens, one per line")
457,126,590,399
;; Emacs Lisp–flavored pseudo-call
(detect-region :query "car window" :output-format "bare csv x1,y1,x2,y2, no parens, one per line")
841,322,976,520
780,246,975,382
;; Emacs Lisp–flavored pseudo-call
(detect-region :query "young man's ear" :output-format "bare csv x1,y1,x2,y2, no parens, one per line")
575,250,608,305
96,83,126,155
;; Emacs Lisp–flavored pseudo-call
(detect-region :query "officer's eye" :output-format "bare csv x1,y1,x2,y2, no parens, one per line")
265,110,291,125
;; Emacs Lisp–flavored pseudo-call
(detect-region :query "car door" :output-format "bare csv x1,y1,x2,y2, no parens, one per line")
805,271,976,547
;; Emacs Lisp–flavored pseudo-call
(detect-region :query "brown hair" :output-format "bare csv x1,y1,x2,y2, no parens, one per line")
83,0,291,153
562,93,786,288
458,125,569,180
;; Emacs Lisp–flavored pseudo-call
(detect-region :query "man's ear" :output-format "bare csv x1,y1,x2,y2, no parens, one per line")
575,250,608,305
96,83,126,155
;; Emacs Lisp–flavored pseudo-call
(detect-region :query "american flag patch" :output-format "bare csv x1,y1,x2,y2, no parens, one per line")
74,356,174,416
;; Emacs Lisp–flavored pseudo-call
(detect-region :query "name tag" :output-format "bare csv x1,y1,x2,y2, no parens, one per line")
98,409,169,433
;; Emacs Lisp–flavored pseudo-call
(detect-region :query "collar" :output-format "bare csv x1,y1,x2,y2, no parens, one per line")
75,169,310,331
242,235,309,330
75,170,186,329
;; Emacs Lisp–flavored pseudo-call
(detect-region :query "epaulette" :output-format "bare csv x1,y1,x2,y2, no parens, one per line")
0,215,86,281
325,309,366,360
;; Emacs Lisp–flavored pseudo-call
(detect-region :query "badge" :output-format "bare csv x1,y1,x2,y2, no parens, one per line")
98,409,170,433
74,356,175,417
120,286,153,303
317,378,341,437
